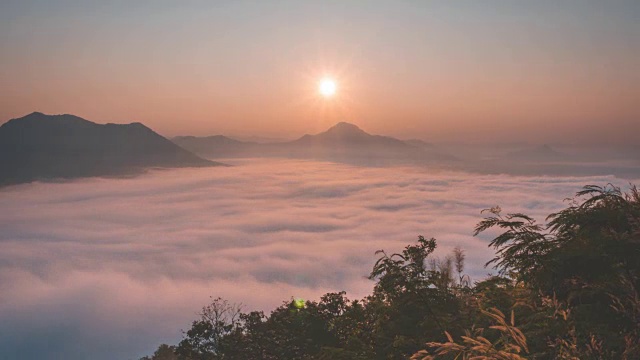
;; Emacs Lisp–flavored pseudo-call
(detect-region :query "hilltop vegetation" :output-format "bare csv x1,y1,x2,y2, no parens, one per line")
141,184,640,360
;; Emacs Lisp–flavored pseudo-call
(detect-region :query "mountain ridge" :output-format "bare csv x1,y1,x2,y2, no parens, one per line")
0,112,222,186
173,121,457,164
505,144,565,162
289,122,410,148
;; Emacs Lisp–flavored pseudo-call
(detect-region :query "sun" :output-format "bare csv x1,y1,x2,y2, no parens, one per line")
318,77,337,98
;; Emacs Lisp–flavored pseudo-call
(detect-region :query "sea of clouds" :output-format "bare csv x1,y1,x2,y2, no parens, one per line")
0,158,635,360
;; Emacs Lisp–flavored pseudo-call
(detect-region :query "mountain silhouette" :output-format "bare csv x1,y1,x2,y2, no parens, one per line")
505,144,565,162
173,121,457,165
404,139,435,148
0,112,220,186
173,135,260,158
290,122,410,148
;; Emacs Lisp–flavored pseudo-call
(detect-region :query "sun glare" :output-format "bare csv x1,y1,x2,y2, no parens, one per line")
318,78,337,98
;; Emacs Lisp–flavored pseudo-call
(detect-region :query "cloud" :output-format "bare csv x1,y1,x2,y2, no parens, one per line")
0,158,635,360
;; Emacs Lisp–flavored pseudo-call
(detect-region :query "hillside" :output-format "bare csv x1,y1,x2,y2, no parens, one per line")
0,112,220,186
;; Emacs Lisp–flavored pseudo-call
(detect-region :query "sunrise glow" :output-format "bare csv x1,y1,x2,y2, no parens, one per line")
318,78,337,98
1,2,638,359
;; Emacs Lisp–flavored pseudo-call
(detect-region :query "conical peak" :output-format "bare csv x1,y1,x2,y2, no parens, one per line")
324,122,366,135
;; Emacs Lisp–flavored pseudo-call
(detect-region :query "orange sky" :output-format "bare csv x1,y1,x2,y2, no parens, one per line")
1,1,638,145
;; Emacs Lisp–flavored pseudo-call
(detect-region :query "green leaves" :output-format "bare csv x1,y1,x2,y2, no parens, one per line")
472,184,640,358
140,183,640,360
475,208,552,285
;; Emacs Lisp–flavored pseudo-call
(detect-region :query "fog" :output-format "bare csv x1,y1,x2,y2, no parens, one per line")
0,158,634,360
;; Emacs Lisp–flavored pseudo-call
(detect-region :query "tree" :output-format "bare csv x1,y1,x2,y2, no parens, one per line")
367,236,466,359
139,344,178,360
473,184,640,358
175,297,242,359
145,183,640,360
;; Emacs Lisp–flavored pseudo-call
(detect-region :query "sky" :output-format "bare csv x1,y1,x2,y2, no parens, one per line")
1,3,638,358
1,1,638,144
1,158,635,360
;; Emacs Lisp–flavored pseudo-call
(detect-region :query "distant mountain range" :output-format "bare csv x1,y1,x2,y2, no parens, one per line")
2,113,637,185
172,135,260,158
404,139,435,148
173,122,457,165
0,112,220,186
505,144,565,162
174,123,640,177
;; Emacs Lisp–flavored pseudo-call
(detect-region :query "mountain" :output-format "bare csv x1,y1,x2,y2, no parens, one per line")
0,112,220,186
404,139,435,148
505,144,565,162
173,135,260,158
174,122,457,165
174,135,247,147
290,122,410,148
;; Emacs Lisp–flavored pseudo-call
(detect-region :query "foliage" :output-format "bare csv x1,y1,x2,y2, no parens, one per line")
139,344,178,360
474,184,640,358
140,184,639,360
411,307,528,360
174,297,242,359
